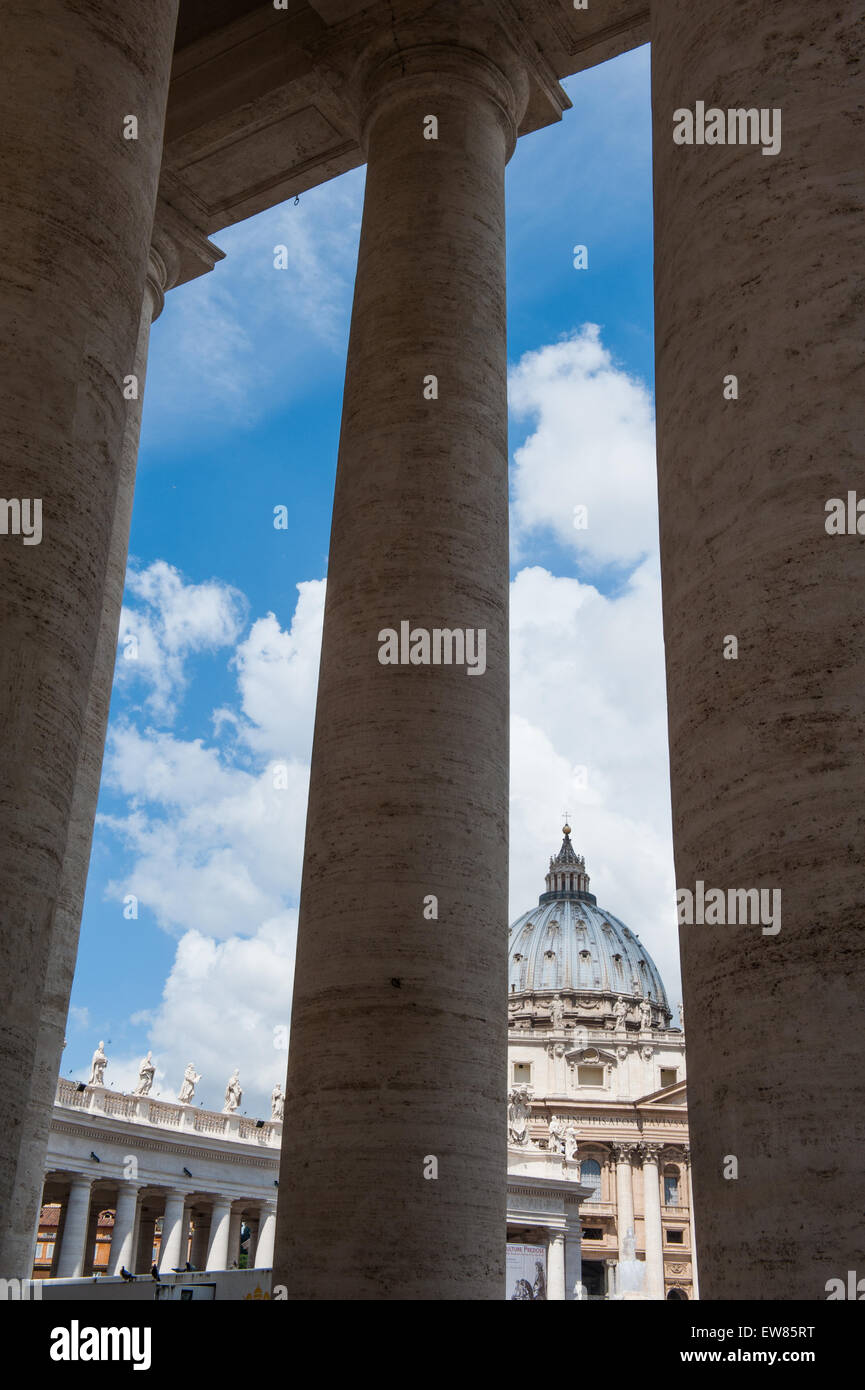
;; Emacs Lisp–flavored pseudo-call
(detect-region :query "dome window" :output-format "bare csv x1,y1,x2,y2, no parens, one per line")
544,950,555,960
579,950,591,960
513,953,523,962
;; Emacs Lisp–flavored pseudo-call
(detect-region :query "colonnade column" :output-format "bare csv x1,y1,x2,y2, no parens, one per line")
612,1144,636,1262
274,22,528,1302
254,1204,276,1270
158,1190,188,1273
206,1197,233,1272
650,0,865,1298
641,1145,664,1300
0,0,181,1279
227,1210,242,1268
135,1211,157,1274
546,1232,566,1300
54,1177,93,1279
189,1211,211,1270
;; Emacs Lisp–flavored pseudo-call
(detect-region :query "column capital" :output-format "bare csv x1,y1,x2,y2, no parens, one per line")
356,43,527,161
147,196,225,320
609,1142,640,1164
641,1142,664,1164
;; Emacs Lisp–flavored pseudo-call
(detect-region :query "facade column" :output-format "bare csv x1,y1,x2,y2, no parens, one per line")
651,0,865,1299
641,1145,664,1300
546,1231,566,1300
684,1150,699,1299
54,1177,93,1279
275,22,530,1302
158,1190,187,1273
0,0,180,1279
613,1144,637,1262
254,1204,277,1270
206,1197,233,1272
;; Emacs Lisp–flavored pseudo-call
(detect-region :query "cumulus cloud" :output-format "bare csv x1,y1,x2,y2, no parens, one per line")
509,324,658,573
116,560,246,720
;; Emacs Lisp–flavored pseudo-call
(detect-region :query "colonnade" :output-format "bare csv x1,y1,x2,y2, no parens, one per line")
0,0,861,1300
44,1175,277,1278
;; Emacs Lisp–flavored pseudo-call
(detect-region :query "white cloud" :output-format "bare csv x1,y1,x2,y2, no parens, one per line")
144,171,365,438
116,561,246,720
509,325,658,572
136,915,296,1114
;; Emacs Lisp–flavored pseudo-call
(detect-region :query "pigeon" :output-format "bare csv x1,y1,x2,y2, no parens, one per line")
120,1267,135,1283
151,1263,160,1281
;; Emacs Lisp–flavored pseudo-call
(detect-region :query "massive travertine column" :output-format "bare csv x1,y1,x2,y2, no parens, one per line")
54,1177,93,1279
0,0,179,1275
651,0,865,1298
275,33,526,1299
111,1183,140,1276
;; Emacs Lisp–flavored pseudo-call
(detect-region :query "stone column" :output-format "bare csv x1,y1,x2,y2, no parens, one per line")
81,1203,100,1276
0,203,223,1279
158,1190,187,1273
546,1231,566,1300
206,1197,233,1272
54,1177,93,1279
254,1204,277,1270
135,1212,157,1274
613,1145,636,1261
684,1150,699,1299
651,0,865,1299
641,1145,664,1300
565,1227,583,1302
244,1215,260,1268
0,0,181,1278
189,1210,211,1270
605,1258,617,1299
275,26,527,1303
227,1210,242,1268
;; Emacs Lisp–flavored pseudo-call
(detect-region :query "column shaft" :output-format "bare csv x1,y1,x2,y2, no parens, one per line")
254,1206,276,1269
615,1153,636,1261
227,1211,242,1268
651,0,865,1298
0,0,179,1277
206,1199,233,1272
158,1191,187,1273
275,41,519,1303
641,1154,664,1300
546,1232,566,1300
54,1178,93,1279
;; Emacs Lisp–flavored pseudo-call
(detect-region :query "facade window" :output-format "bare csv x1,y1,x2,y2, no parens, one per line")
665,1229,684,1244
513,1062,531,1085
578,1064,604,1087
660,1067,678,1088
582,1227,603,1241
663,1166,680,1204
581,1158,602,1199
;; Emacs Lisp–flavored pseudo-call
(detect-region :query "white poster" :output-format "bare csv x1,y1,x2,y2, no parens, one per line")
506,1243,547,1300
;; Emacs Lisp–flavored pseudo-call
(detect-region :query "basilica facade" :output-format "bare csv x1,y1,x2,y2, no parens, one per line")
506,828,696,1300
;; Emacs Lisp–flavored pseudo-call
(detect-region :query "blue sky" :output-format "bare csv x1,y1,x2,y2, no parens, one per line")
66,44,678,1115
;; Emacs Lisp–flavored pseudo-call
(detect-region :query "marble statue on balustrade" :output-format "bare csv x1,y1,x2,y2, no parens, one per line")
89,1040,107,1086
223,1068,242,1113
271,1083,284,1122
133,1051,155,1096
564,1120,579,1162
639,999,653,1030
178,1063,200,1104
613,996,629,1032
